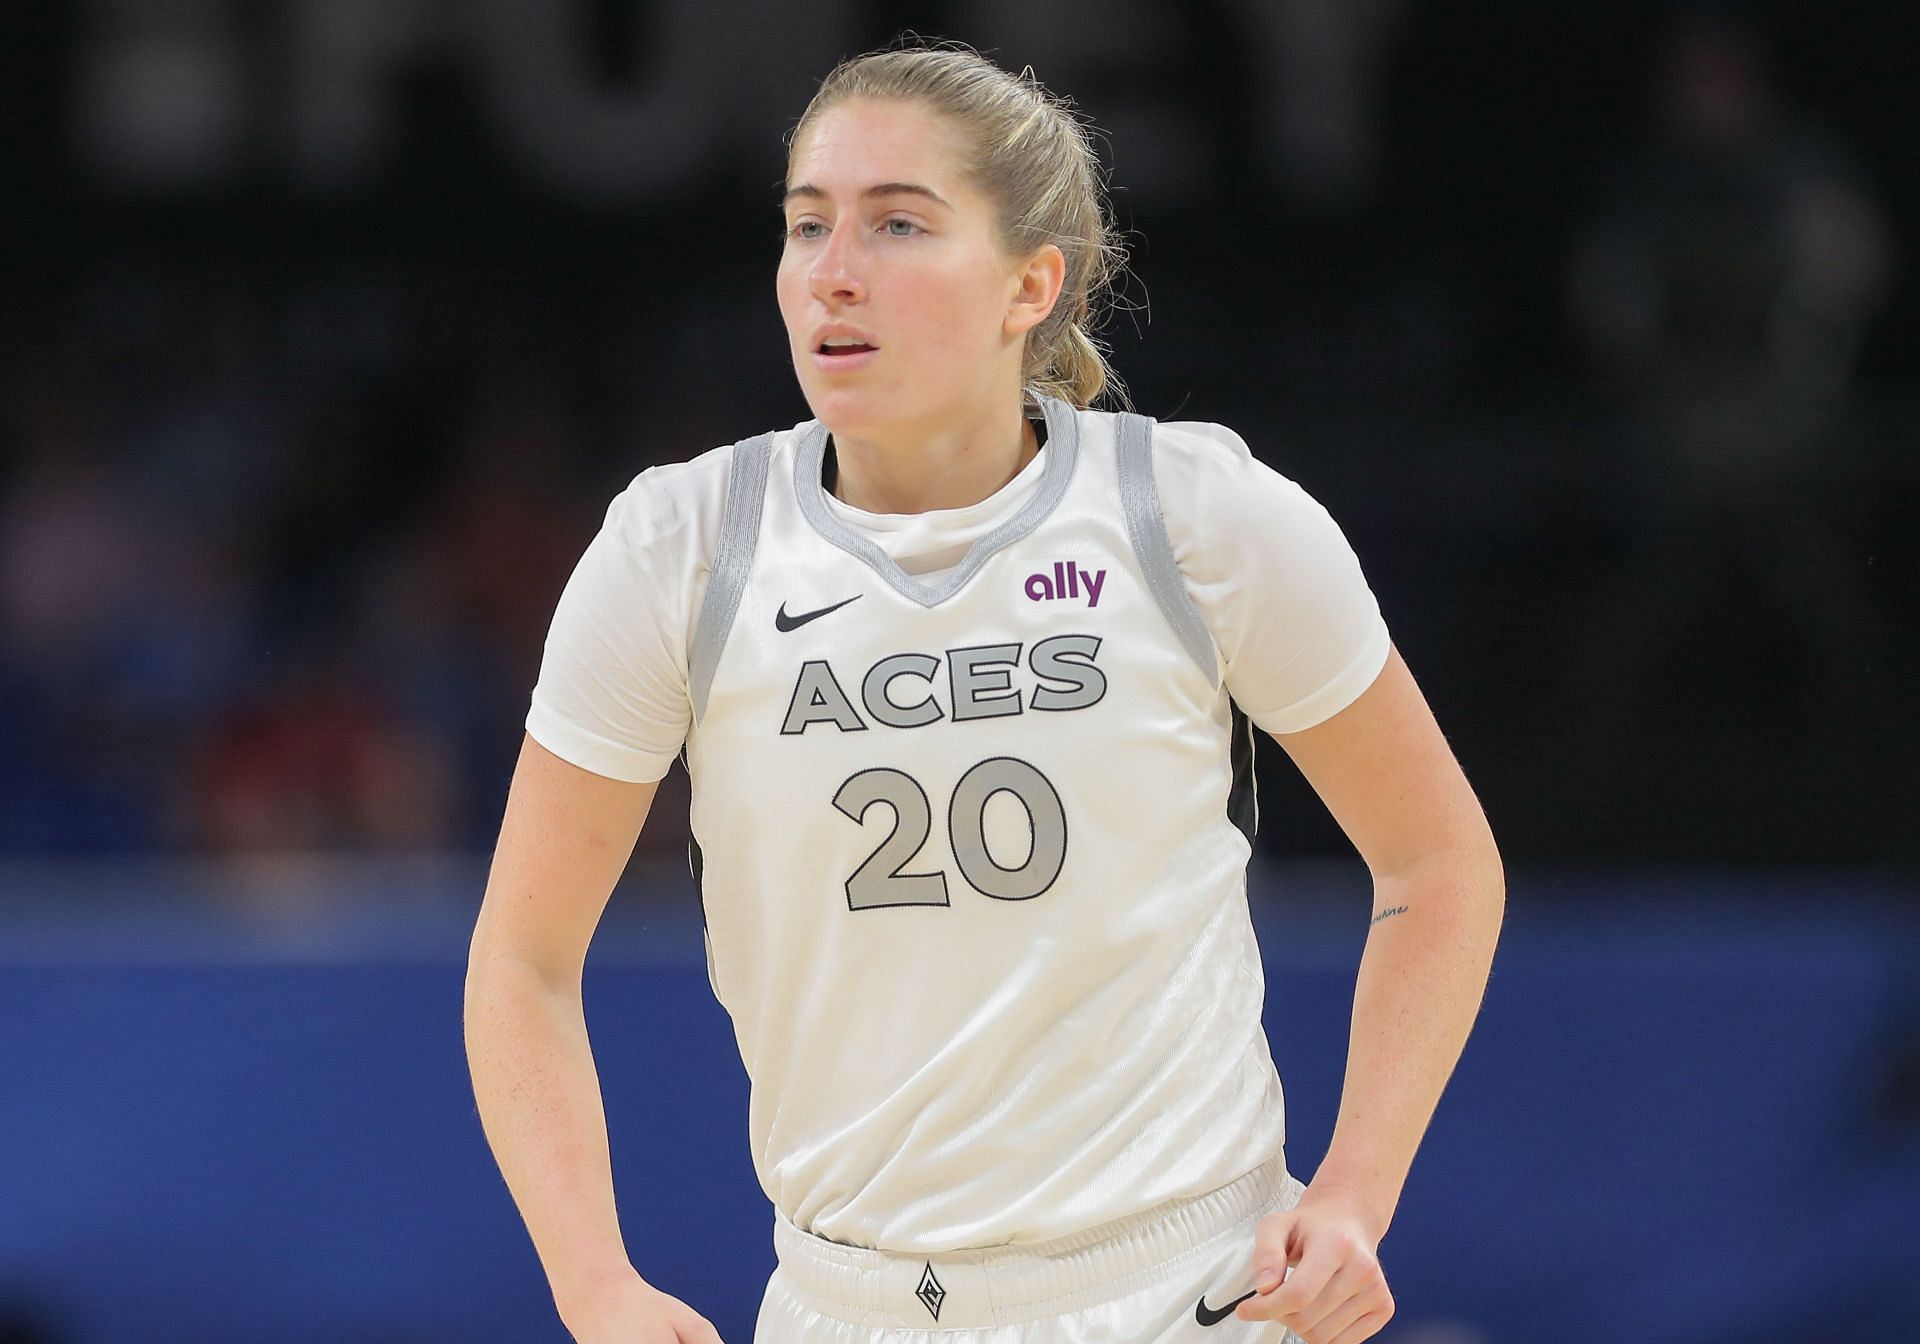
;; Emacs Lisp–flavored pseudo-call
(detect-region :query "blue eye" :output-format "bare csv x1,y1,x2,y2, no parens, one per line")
882,218,919,237
787,220,826,241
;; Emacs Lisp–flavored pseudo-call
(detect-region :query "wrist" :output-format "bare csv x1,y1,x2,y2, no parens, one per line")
1300,1173,1395,1245
553,1260,647,1326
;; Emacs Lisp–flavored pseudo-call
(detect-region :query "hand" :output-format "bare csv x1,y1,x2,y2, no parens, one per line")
1237,1185,1394,1344
559,1268,726,1344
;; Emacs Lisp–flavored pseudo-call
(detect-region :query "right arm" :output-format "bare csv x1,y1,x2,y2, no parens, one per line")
464,733,722,1344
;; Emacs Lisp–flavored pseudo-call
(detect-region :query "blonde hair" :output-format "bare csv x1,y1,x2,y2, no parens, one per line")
789,43,1129,410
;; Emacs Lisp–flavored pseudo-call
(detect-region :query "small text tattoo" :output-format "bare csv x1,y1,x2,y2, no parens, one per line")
1370,905,1409,926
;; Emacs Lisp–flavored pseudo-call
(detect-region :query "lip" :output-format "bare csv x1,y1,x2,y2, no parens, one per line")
806,322,880,375
810,346,880,374
811,322,877,347
810,323,879,353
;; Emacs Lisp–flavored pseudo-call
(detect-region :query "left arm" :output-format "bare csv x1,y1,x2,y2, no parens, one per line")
1239,644,1505,1343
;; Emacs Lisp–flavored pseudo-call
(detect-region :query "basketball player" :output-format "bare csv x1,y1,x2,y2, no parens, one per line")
465,45,1504,1344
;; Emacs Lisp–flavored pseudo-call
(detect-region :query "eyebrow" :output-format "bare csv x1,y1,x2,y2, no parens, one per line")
782,182,953,210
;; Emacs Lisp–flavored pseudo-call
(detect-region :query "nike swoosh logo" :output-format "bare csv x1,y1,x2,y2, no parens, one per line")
775,595,861,632
1195,1290,1257,1327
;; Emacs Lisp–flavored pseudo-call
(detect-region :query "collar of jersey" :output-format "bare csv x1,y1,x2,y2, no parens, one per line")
793,393,1081,608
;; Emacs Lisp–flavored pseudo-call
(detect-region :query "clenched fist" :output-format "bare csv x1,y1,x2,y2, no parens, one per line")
1237,1186,1394,1344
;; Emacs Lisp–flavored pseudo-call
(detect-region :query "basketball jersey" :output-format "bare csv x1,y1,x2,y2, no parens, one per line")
527,395,1390,1254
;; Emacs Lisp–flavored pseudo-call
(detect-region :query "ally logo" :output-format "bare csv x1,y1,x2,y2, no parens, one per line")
1025,562,1106,608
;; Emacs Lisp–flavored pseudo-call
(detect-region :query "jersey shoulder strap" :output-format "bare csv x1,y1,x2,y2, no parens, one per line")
1115,412,1258,841
688,432,775,722
1113,412,1218,683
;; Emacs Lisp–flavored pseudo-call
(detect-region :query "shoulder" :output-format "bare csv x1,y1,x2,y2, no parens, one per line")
1133,414,1371,608
547,437,777,659
1141,416,1325,525
1147,416,1258,466
1132,415,1387,729
602,443,730,540
600,426,792,551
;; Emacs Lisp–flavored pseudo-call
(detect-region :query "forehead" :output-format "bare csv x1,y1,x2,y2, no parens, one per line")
787,98,974,197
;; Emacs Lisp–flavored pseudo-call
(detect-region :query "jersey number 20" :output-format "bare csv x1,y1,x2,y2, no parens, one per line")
832,757,1065,910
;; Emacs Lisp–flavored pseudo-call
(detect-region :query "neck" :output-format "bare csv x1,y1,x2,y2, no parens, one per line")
829,398,1038,515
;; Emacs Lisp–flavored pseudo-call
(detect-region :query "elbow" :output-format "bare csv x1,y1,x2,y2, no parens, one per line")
1379,824,1504,923
1458,822,1506,925
465,920,583,1003
1446,797,1505,906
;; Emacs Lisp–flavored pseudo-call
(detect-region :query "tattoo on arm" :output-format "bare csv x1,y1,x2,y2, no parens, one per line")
1369,905,1409,927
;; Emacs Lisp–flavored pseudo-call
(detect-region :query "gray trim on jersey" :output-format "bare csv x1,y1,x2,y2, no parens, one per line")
1115,412,1219,682
792,394,1081,608
688,433,774,722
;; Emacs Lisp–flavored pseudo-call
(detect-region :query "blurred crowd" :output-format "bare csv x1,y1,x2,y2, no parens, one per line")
1,264,647,855
0,10,1910,866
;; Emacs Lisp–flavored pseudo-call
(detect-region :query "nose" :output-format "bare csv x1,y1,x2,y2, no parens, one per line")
808,227,866,307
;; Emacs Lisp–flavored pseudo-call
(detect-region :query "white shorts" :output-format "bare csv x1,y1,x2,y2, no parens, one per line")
755,1154,1309,1343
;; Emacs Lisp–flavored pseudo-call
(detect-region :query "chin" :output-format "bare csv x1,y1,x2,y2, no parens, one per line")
798,379,906,439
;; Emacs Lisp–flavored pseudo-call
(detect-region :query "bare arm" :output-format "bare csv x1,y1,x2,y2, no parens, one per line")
465,734,721,1342
1239,645,1504,1341
1272,644,1504,1240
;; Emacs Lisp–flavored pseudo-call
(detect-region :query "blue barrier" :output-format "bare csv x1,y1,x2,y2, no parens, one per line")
1,866,1915,1343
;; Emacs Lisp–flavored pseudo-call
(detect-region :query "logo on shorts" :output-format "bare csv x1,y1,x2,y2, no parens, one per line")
1195,1289,1257,1327
916,1262,946,1321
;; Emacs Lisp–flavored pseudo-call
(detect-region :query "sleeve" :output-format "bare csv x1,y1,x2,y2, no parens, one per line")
524,468,700,783
1158,422,1391,736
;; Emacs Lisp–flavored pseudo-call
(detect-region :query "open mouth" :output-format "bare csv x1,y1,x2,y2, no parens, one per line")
818,340,877,357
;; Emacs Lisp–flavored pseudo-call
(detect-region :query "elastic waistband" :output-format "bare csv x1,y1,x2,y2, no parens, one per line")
771,1154,1298,1329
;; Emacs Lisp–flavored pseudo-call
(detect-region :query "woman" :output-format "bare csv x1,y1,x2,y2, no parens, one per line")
465,44,1503,1344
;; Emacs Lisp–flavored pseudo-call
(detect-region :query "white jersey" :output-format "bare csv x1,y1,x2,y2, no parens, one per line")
527,396,1389,1253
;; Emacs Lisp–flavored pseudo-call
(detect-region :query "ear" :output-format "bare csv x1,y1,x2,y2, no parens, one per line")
1005,243,1067,339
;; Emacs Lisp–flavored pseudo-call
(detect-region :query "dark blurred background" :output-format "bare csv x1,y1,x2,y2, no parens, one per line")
2,0,1913,866
1,3,1915,1343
